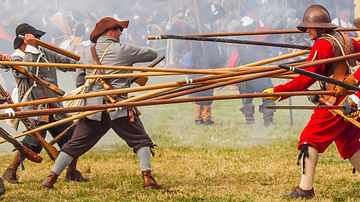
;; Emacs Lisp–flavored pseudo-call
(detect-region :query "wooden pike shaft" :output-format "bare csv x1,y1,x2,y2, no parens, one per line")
149,34,311,49
0,87,179,143
0,85,59,160
19,35,80,61
147,28,360,38
0,48,353,111
84,70,295,79
0,49,311,75
0,61,230,74
0,91,338,120
0,65,286,111
35,38,80,60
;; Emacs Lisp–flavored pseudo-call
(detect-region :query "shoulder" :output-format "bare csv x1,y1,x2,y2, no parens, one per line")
312,38,334,52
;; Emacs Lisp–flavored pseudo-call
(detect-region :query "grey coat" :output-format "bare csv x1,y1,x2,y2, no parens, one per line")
12,47,77,122
77,36,157,121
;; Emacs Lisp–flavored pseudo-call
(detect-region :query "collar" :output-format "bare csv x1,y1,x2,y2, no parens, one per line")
11,48,25,59
97,36,119,43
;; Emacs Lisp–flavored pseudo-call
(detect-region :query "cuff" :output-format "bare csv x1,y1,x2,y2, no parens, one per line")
349,94,360,109
24,45,40,54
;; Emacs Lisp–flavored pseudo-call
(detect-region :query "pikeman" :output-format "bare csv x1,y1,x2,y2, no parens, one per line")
40,17,161,189
263,5,360,199
0,23,87,184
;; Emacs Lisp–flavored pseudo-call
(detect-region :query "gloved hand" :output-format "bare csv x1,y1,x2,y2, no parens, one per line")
335,74,358,97
263,88,280,101
343,94,360,118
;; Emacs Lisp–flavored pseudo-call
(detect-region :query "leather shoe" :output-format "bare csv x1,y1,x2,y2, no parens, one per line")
282,186,315,199
1,168,19,184
40,172,58,189
65,169,88,182
142,170,161,189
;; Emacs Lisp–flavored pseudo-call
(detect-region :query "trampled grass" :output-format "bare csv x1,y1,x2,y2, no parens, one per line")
0,86,359,201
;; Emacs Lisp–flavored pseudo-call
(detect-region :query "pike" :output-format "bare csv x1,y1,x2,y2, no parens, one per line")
148,28,360,38
0,56,65,96
266,105,347,110
18,35,80,61
0,127,42,163
279,64,360,92
0,91,342,121
148,34,311,50
0,85,59,160
130,55,165,86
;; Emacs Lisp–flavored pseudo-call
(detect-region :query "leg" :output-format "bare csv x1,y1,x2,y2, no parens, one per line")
283,145,317,199
47,118,87,182
2,129,46,184
41,115,110,189
238,82,255,124
202,104,214,125
349,149,360,172
194,104,203,125
0,176,5,196
259,99,276,127
111,115,161,189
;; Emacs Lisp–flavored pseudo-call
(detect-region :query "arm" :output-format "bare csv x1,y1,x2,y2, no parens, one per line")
120,43,157,64
273,39,334,101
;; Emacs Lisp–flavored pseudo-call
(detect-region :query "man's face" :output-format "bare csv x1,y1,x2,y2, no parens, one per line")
110,27,122,40
306,28,318,40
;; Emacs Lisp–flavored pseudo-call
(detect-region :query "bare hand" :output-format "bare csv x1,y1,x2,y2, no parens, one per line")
24,34,36,47
0,54,12,61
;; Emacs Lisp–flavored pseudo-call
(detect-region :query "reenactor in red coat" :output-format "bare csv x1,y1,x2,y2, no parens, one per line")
264,5,360,199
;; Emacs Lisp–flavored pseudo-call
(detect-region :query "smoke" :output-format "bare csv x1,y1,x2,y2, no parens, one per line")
0,0,354,151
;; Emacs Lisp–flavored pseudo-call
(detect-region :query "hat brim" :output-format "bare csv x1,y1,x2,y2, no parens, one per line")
13,30,45,49
297,22,338,32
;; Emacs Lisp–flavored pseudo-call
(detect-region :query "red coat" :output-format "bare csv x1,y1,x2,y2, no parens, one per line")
273,37,360,159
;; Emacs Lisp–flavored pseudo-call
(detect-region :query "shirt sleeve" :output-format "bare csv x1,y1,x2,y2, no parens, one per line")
273,39,334,101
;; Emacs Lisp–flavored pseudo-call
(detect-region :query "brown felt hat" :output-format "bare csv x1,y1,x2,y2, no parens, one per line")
90,17,129,43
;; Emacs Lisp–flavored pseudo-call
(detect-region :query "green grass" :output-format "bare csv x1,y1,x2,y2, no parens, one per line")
0,86,358,201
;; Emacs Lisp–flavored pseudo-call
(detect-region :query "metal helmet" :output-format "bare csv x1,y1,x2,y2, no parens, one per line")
297,4,338,32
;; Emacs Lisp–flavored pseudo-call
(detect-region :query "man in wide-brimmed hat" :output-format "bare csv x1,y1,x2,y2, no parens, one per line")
0,23,87,185
41,17,161,189
263,4,360,199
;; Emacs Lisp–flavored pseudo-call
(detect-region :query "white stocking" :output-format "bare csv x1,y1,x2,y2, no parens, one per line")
299,146,318,190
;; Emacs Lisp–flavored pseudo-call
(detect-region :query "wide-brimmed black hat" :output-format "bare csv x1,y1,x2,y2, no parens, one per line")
13,23,45,49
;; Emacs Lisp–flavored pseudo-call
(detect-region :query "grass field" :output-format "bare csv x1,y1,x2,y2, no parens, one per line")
0,85,360,201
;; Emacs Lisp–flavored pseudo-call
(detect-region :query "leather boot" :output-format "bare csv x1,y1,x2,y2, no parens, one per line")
65,158,88,182
0,178,5,196
142,170,161,189
40,172,58,189
240,104,255,124
2,151,21,184
260,102,275,127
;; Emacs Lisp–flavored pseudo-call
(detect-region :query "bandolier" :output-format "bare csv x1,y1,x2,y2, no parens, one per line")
318,30,357,106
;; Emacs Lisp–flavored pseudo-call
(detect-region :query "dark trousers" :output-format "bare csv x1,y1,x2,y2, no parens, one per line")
22,116,75,154
61,112,154,158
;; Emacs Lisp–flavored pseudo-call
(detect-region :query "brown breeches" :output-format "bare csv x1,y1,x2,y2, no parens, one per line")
61,112,154,158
